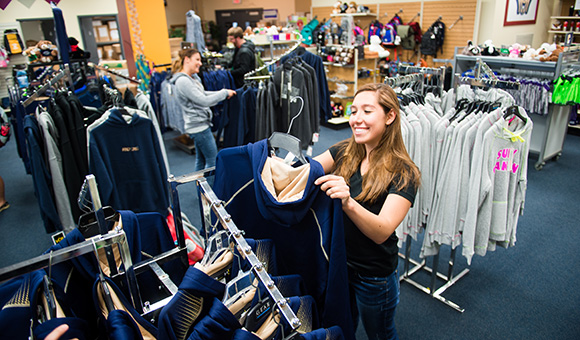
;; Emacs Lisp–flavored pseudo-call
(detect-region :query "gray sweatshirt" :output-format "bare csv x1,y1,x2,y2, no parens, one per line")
171,72,229,134
462,107,532,264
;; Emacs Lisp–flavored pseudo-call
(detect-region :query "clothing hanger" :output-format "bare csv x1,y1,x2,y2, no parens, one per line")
268,132,308,165
39,251,57,321
77,206,120,238
223,265,258,320
503,105,527,123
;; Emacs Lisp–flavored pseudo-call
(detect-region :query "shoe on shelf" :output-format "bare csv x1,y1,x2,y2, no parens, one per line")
0,202,9,213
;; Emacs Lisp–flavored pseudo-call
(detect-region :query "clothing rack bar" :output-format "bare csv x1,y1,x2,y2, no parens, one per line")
454,74,521,90
397,64,446,95
474,58,497,80
21,70,66,107
244,75,272,81
384,73,424,94
0,230,129,283
153,63,172,68
90,62,141,84
244,33,302,78
195,178,301,331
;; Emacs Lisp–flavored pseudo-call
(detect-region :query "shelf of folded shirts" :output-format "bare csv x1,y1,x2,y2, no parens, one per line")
548,30,580,35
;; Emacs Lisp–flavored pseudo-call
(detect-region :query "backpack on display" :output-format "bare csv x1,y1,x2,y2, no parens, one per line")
420,20,445,57
3,29,24,55
381,23,397,46
398,25,416,50
0,107,12,148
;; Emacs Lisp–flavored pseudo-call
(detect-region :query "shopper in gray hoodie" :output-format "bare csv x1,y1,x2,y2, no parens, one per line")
171,48,236,171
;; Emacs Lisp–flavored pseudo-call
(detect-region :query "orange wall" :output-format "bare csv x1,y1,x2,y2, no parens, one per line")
125,0,172,66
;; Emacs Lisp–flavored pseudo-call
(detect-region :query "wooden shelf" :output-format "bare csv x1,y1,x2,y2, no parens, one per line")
551,16,580,20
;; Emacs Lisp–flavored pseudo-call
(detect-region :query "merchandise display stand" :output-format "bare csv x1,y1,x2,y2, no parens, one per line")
168,169,302,332
452,49,580,170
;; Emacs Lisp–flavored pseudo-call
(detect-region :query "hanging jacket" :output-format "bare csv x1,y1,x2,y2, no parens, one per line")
212,140,355,340
88,109,169,215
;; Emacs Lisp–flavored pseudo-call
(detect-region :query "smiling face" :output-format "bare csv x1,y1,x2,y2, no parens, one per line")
184,52,202,75
349,90,396,152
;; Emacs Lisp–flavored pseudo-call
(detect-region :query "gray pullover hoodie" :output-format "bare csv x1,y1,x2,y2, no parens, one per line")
170,72,229,134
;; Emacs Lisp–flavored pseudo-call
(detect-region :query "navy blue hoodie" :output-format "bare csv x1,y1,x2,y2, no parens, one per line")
213,139,354,339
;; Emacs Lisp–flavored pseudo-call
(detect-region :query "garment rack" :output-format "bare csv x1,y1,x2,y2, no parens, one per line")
21,68,67,108
384,73,425,94
0,175,144,313
397,64,446,96
244,34,302,78
400,72,521,313
90,62,141,84
167,169,301,332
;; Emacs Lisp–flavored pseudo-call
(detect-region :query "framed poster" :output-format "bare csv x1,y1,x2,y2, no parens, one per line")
504,0,539,26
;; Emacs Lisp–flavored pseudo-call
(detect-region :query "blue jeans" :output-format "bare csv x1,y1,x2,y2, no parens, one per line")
190,128,217,171
349,269,400,340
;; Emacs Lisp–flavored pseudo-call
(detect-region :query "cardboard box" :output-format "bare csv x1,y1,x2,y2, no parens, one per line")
103,45,114,60
109,29,119,41
95,25,110,42
107,21,118,30
112,43,122,55
97,47,104,60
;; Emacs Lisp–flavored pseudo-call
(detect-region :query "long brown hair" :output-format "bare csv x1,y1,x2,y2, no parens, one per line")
334,83,421,203
172,48,200,73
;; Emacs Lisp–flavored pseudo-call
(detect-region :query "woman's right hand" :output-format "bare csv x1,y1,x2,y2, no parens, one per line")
226,90,236,99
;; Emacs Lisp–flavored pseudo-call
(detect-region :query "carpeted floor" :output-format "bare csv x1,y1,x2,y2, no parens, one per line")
0,121,579,339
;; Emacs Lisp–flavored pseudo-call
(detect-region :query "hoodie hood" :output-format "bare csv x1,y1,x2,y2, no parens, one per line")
248,139,324,226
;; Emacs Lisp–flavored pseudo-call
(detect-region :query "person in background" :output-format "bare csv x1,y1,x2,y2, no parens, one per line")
227,26,256,88
314,83,420,340
171,48,236,171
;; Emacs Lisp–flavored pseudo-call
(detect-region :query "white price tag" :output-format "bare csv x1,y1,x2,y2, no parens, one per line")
312,133,319,143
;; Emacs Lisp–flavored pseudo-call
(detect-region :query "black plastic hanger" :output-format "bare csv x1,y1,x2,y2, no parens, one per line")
77,206,120,238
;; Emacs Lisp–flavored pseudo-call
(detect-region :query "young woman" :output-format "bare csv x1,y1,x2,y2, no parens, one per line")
314,83,421,340
171,48,236,171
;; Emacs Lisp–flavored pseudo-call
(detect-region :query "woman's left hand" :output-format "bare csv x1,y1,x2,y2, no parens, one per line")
314,175,351,206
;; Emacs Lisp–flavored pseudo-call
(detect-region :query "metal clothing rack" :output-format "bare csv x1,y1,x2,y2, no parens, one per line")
397,64,446,96
21,67,67,108
0,175,144,312
90,62,142,84
454,74,521,91
244,35,303,78
384,73,425,94
398,70,521,313
168,169,301,332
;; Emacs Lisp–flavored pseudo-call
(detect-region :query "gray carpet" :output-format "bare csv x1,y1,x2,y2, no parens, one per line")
0,123,579,339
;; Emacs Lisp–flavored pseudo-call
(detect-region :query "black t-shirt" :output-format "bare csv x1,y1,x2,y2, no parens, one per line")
329,145,416,277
